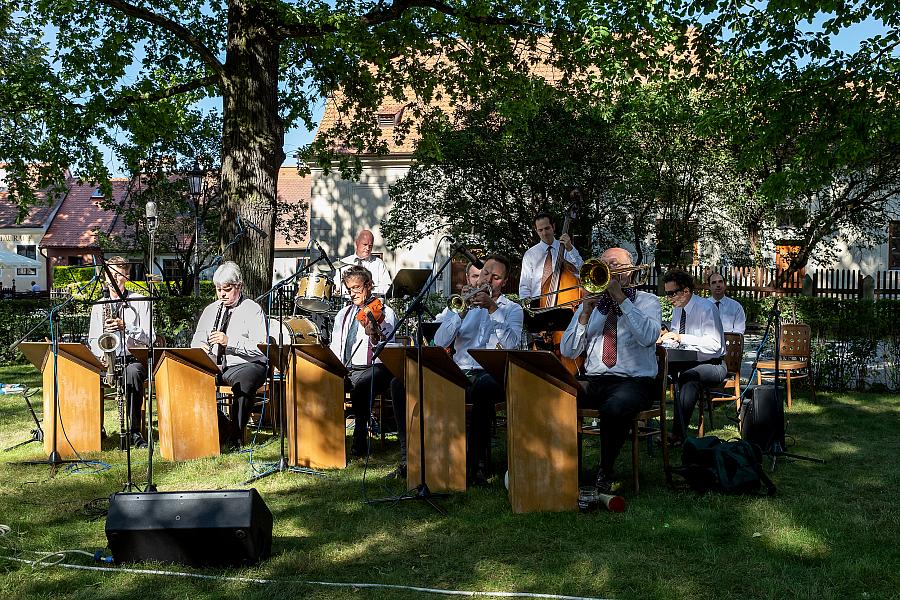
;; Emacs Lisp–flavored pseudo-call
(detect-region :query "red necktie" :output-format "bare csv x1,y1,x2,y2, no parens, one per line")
602,311,617,367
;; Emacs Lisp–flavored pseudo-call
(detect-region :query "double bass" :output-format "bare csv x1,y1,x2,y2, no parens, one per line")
536,193,585,375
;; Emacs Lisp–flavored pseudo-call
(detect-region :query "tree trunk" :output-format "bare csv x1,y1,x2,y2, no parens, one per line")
220,1,284,298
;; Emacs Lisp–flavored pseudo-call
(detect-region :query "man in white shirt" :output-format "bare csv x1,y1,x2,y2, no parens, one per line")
191,262,269,449
518,212,584,302
560,248,661,493
659,269,727,443
434,254,523,484
708,272,746,334
88,257,151,448
329,265,399,458
30,281,41,293
337,229,392,297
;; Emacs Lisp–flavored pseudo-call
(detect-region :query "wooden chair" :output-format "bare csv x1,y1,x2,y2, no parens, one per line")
577,346,670,494
698,332,744,437
756,323,813,409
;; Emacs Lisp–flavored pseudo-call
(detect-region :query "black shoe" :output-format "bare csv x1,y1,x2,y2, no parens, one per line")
386,463,407,479
595,468,614,494
131,433,148,450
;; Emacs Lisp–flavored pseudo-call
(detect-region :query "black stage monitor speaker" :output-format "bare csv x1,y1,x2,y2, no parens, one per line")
105,489,272,567
740,384,786,453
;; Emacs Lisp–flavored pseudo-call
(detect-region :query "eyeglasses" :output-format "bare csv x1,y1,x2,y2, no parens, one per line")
347,285,367,293
664,288,684,298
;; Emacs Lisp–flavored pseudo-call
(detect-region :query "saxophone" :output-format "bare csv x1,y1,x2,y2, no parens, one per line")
98,299,127,450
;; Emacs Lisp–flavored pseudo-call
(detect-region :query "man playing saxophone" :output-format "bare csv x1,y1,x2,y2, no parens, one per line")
88,257,152,449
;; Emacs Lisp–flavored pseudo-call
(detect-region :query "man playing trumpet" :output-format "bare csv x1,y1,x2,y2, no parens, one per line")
88,257,152,449
191,262,269,450
560,248,661,493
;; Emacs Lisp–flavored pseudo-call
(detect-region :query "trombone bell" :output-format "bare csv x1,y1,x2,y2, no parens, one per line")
579,259,650,293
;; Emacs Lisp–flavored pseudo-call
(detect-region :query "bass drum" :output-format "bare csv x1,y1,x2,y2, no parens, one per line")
285,317,319,345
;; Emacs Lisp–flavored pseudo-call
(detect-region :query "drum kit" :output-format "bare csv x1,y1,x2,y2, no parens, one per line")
279,260,354,346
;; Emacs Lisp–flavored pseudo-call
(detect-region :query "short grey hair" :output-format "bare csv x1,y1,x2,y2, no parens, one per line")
213,261,243,286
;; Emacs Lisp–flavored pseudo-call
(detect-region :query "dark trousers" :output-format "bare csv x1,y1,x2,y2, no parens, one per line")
347,364,393,454
669,361,728,439
124,360,147,435
577,375,655,475
219,361,268,444
467,369,503,474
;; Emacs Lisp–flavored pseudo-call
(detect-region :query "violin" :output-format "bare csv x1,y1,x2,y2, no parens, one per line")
356,297,386,340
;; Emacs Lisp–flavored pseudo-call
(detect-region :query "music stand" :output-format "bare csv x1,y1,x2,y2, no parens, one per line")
419,322,441,346
387,269,432,300
523,306,575,334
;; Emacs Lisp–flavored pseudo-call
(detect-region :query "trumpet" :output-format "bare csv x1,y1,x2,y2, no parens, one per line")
448,284,491,313
523,259,651,315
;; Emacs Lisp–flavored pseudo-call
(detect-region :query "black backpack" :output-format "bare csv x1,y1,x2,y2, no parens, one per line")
669,436,776,496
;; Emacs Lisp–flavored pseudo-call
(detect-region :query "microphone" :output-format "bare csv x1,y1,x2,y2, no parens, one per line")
238,216,268,239
314,240,336,271
452,242,484,270
145,201,158,232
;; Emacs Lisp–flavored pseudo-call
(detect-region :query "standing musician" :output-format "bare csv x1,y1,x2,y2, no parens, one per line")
560,248,661,493
191,262,269,450
434,254,523,484
88,257,151,449
708,272,746,334
329,265,399,458
659,268,726,444
338,229,392,297
518,211,584,302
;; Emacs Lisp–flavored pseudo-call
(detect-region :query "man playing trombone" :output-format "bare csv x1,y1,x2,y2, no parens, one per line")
88,257,152,449
560,248,661,493
434,254,523,484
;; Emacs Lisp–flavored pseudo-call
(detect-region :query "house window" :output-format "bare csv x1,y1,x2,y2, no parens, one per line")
16,244,37,276
889,221,900,270
775,242,806,286
67,256,85,266
377,113,397,127
162,259,184,281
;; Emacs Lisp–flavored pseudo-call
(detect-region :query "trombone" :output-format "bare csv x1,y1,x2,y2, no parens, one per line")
522,259,651,315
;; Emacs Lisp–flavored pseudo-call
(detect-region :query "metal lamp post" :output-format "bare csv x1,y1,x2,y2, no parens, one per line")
188,162,204,297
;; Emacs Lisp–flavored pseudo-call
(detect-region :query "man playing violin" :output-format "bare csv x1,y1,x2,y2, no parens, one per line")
434,254,523,484
329,265,399,458
560,248,661,493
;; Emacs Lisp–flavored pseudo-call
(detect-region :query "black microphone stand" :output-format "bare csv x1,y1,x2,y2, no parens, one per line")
366,251,456,514
760,298,823,470
243,253,329,484
12,272,100,472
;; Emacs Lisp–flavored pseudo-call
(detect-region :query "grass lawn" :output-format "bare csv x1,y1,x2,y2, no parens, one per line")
0,362,897,600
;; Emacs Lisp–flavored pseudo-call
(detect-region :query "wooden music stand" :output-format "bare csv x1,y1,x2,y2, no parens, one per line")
381,346,468,493
19,342,103,458
151,348,220,461
470,349,579,513
285,344,348,469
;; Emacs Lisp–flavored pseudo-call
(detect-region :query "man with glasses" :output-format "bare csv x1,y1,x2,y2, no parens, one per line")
659,268,726,443
560,248,661,493
192,261,268,450
329,265,398,458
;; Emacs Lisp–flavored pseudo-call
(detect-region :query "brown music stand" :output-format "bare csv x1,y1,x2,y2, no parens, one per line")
152,348,220,461
470,349,580,513
19,341,103,460
381,346,468,493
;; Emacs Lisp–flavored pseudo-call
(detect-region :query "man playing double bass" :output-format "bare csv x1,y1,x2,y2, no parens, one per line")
518,212,584,302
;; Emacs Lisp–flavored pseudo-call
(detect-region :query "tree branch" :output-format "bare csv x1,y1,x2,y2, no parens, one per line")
279,0,536,40
95,0,225,78
106,74,220,115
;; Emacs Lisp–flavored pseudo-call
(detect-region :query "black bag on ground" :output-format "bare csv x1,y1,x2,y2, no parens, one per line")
669,436,776,496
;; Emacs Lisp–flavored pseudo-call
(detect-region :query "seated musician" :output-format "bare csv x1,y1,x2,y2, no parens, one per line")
338,229,392,297
191,262,269,450
329,265,400,458
433,254,523,484
560,248,661,493
433,261,482,323
659,268,727,444
88,256,152,449
518,211,584,301
708,272,746,334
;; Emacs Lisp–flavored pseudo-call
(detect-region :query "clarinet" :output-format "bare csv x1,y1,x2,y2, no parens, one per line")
210,301,225,364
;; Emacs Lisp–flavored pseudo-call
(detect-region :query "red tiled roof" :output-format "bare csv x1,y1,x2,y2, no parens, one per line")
0,191,60,228
40,179,130,249
276,167,311,250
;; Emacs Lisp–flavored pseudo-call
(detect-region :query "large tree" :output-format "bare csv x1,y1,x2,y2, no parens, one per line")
3,0,586,296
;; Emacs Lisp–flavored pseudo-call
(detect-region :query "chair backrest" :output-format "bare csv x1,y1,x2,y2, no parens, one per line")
723,333,744,376
779,323,811,359
655,346,668,405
